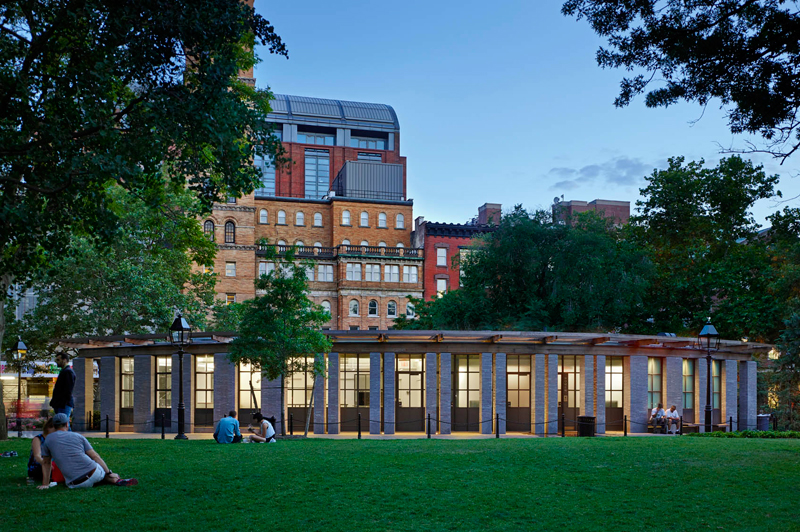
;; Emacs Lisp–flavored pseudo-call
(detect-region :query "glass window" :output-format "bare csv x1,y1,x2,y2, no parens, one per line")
365,264,380,282
378,213,387,227
351,136,386,150
277,240,286,247
303,265,314,281
120,358,134,409
254,153,276,196
346,263,362,281
318,265,334,282
360,212,369,226
225,262,236,277
378,241,386,247
296,240,304,247
605,356,623,409
437,248,447,266
384,265,399,282
314,212,323,226
396,243,404,248
360,240,369,247
321,300,331,315
341,355,371,408
277,210,286,224
402,266,418,283
349,300,359,316
368,300,378,316
387,301,397,317
342,239,350,246
712,360,721,410
305,149,330,199
342,210,350,225
224,221,235,243
648,357,663,409
195,355,214,410
683,359,695,410
238,362,262,410
358,152,382,161
258,262,274,277
396,214,405,229
259,209,268,224
288,357,316,409
204,220,214,241
156,356,171,409
406,303,415,317
314,242,322,248
296,212,305,226
436,278,448,296
299,132,335,146
226,294,235,305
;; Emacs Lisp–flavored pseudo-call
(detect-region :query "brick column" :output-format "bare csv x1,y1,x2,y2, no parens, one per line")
495,352,507,434
626,356,648,433
439,353,452,435
72,357,94,432
547,354,558,435
99,356,119,432
579,355,594,417
383,353,396,435
369,352,381,434
425,352,437,433
314,353,327,434
133,355,155,433
533,354,545,435
739,360,757,430
213,354,235,428
665,357,683,416
595,355,606,434
697,358,708,432
723,359,738,431
480,353,493,434
327,353,339,434
262,376,283,431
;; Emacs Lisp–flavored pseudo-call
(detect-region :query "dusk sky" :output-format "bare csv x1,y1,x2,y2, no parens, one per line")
253,0,799,226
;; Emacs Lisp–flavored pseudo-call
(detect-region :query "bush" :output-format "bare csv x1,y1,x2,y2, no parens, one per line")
686,430,800,439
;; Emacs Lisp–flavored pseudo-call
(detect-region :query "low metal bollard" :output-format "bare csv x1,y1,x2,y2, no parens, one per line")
105,415,110,439
624,415,627,437
496,413,500,439
161,414,165,440
427,413,431,439
679,415,683,436
729,416,733,433
290,413,294,436
561,414,565,438
358,413,362,440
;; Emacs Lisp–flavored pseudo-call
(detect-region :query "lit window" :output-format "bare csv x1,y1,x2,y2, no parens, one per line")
226,294,236,305
226,262,236,277
378,213,387,228
224,221,235,243
259,210,268,224
296,212,305,226
342,210,351,225
648,357,663,409
204,220,214,241
402,266,418,283
436,278,447,296
406,303,415,317
346,263,362,281
314,213,323,226
387,301,397,317
368,300,378,317
318,265,334,282
349,300,359,316
360,212,369,226
384,265,399,282
396,214,405,229
365,264,381,282
278,210,286,224
437,248,447,266
203,265,214,274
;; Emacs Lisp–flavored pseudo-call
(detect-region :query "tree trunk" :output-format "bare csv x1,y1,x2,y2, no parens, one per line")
280,372,286,436
303,378,315,437
0,274,11,441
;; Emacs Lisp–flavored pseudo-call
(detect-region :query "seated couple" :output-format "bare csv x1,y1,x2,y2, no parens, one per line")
34,413,137,489
213,411,277,443
650,404,680,434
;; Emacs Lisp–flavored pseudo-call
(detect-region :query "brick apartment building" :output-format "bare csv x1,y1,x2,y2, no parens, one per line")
552,198,630,225
204,93,423,330
412,203,500,301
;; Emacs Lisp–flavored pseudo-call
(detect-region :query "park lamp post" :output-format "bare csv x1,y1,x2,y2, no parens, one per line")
698,318,720,434
169,313,191,440
13,338,27,438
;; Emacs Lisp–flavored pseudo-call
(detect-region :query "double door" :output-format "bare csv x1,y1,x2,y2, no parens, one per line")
506,355,531,432
558,355,580,432
453,354,480,431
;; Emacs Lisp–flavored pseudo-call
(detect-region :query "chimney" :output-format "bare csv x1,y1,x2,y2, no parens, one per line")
477,203,502,225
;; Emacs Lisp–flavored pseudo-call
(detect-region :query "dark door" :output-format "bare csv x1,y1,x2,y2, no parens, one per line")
506,355,531,432
340,355,371,432
558,355,580,432
605,356,624,431
453,354,480,432
396,355,425,431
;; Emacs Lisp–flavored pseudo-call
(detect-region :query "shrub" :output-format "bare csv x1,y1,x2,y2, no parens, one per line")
686,430,800,439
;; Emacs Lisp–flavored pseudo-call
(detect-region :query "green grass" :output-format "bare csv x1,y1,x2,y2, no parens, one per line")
2,437,799,531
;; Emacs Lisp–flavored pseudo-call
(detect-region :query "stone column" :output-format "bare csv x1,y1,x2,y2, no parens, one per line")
262,376,283,432
425,352,437,433
723,359,738,431
383,353,396,435
327,353,340,434
697,357,708,432
533,354,546,435
480,352,493,434
133,355,155,433
626,356,648,433
439,353,452,435
579,355,594,417
99,356,119,432
739,360,757,430
213,354,235,429
369,352,381,434
547,354,558,435
314,353,327,434
595,355,606,434
495,353,507,434
72,357,94,432
665,357,683,416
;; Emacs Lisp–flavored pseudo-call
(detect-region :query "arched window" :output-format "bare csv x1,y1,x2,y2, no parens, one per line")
342,239,350,246
406,303,415,318
277,240,287,247
296,240,304,248
396,243,404,248
314,212,323,226
360,240,369,246
278,210,286,224
387,301,397,317
378,212,387,228
204,220,214,241
349,300,359,316
321,300,331,315
314,242,322,248
396,214,405,229
296,212,305,226
360,211,369,226
259,209,268,224
342,210,351,225
368,300,378,317
379,241,387,247
224,221,235,243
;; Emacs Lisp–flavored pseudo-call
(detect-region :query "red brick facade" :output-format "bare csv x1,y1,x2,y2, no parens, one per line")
553,199,630,225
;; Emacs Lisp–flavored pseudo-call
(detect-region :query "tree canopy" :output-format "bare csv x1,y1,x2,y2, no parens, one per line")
562,0,800,161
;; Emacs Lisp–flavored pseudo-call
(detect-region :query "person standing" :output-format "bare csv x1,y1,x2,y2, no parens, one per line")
50,353,76,430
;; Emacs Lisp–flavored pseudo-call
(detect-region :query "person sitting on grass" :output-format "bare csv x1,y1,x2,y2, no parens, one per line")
213,410,243,444
38,413,137,489
666,405,680,434
249,412,276,443
649,403,666,433
28,419,65,485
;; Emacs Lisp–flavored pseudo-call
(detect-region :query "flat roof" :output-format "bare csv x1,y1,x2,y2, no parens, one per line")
268,94,399,131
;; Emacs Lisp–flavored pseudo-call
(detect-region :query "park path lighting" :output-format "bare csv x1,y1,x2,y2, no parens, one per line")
698,318,720,433
12,337,27,438
169,313,191,440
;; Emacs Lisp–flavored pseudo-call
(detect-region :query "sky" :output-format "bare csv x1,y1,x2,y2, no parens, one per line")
253,0,800,227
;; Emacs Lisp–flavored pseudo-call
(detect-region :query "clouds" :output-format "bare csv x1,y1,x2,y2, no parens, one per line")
547,156,661,191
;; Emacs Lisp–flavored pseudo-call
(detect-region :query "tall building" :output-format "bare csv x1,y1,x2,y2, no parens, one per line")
204,94,423,330
552,198,630,225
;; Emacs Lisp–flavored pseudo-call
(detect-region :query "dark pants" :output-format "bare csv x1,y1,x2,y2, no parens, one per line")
214,434,242,443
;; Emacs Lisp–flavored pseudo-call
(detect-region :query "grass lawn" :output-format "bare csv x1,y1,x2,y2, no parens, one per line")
1,436,799,531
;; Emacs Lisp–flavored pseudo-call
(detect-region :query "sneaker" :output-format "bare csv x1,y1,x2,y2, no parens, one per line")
115,478,138,487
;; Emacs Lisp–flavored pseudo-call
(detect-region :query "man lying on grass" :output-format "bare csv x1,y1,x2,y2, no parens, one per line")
38,413,137,489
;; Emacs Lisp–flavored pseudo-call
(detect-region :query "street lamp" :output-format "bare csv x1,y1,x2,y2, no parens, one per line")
698,318,720,433
13,338,27,438
169,313,191,440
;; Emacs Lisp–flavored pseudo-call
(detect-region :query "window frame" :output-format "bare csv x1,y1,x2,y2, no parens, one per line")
349,299,360,316
368,300,379,317
224,221,235,243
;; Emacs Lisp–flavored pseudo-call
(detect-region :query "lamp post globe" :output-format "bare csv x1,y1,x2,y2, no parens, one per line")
169,313,191,440
13,337,27,438
698,318,720,434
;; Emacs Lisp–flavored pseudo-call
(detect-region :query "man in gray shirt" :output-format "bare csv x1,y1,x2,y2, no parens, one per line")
39,413,137,489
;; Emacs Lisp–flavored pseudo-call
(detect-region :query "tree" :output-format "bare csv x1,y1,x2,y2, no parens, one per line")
562,0,800,161
227,248,332,436
0,0,286,438
767,313,800,430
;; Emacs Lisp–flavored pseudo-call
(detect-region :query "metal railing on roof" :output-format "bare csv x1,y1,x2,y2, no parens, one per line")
256,244,423,260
